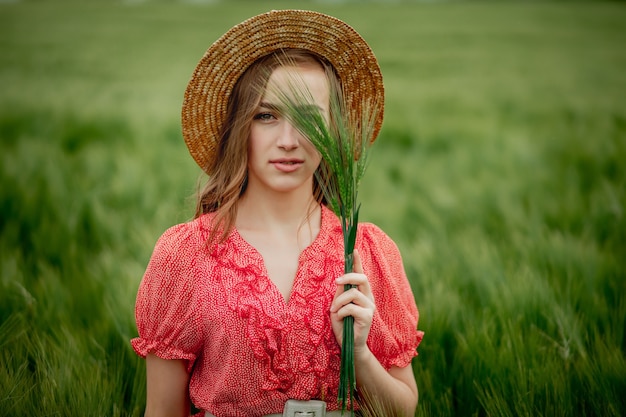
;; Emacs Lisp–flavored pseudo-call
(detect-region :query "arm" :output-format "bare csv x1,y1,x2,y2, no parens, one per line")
354,351,418,416
144,354,191,417
330,250,418,416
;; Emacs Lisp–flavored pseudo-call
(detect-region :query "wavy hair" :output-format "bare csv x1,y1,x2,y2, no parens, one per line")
195,49,338,244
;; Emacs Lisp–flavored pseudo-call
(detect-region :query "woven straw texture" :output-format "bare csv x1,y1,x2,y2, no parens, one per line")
181,9,385,173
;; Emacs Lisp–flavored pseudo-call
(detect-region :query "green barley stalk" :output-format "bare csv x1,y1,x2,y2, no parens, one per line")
270,61,378,415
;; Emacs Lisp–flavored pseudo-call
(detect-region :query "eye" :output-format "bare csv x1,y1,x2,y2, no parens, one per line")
253,112,276,121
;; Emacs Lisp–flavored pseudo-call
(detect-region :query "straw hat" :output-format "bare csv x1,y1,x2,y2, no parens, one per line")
181,9,385,173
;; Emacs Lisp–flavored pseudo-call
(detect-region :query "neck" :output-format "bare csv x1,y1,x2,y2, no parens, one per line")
236,188,319,232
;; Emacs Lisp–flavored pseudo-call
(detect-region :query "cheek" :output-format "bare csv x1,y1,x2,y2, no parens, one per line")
247,130,260,159
313,153,322,168
304,142,322,166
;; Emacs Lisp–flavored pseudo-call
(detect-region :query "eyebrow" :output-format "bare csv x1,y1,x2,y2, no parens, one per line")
258,101,324,113
258,102,281,111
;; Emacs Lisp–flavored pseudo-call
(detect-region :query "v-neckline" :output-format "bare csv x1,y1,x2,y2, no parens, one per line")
232,205,326,306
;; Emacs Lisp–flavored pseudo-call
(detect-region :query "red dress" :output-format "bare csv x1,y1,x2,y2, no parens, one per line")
132,205,423,417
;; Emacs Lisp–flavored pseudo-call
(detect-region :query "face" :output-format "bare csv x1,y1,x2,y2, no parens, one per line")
246,62,328,198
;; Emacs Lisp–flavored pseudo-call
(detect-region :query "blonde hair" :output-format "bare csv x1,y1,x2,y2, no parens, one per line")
195,49,338,244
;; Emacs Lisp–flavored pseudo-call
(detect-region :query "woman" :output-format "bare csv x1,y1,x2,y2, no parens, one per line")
132,10,423,417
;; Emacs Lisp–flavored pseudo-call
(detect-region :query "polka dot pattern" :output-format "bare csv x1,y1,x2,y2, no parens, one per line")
132,205,423,416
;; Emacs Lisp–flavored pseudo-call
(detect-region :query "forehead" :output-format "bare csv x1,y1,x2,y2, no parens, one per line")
263,63,330,106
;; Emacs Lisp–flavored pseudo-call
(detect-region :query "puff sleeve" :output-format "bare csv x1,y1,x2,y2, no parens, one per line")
357,223,424,369
131,223,205,372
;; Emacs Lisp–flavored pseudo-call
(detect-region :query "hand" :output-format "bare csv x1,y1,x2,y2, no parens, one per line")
330,250,376,358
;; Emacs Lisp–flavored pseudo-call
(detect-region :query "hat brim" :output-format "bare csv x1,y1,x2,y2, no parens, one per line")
181,9,385,173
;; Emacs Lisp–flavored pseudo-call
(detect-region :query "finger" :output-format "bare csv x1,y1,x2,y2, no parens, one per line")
331,286,374,313
333,286,364,306
334,301,375,322
336,274,373,302
353,249,364,274
333,278,343,301
336,272,367,287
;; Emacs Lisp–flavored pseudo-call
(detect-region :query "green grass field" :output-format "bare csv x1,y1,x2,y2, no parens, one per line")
1,1,625,416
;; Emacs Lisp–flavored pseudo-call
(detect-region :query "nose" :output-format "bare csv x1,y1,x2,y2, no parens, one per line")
276,121,302,150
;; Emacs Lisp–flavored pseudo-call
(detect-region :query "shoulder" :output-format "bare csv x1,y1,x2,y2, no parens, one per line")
356,221,406,284
137,214,217,307
357,222,401,256
358,221,390,238
148,214,215,268
155,214,213,250
320,206,402,264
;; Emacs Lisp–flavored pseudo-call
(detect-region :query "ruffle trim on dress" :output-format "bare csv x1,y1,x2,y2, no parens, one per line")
381,329,425,370
211,206,345,397
131,337,198,373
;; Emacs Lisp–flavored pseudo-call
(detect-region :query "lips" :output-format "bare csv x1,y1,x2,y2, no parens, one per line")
270,158,304,173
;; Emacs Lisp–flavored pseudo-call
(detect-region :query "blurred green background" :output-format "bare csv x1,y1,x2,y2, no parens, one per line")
1,1,624,416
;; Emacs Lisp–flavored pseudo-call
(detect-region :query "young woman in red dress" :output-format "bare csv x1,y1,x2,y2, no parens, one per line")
132,10,423,417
